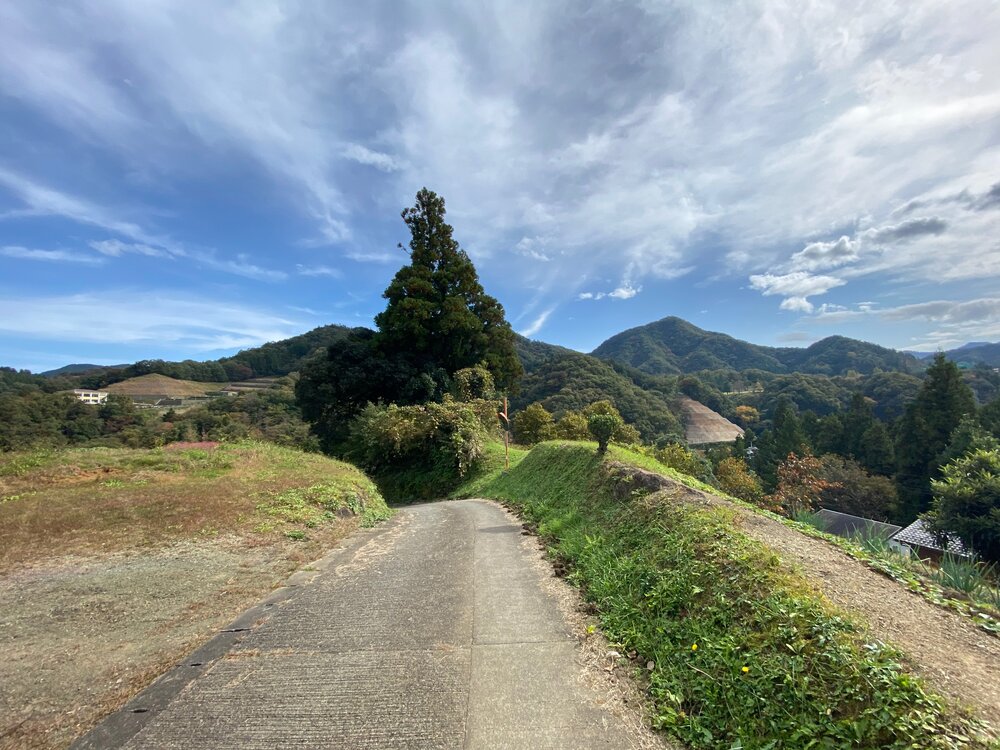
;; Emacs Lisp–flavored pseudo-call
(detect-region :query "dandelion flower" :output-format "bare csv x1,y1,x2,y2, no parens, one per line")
741,666,749,673
691,643,698,651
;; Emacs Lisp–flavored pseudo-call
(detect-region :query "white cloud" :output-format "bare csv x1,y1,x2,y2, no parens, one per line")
749,272,846,309
817,297,1000,349
296,264,343,278
790,236,859,271
342,144,401,173
0,292,306,351
780,297,816,313
578,284,642,301
1,245,103,264
345,250,400,264
89,239,169,258
2,0,1000,311
519,306,554,337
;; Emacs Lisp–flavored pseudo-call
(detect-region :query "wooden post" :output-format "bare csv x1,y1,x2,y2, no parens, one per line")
498,396,510,470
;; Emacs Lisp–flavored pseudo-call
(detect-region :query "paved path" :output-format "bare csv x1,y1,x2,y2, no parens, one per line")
75,500,651,749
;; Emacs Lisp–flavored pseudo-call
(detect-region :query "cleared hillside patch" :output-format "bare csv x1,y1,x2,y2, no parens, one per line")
0,442,389,749
455,442,995,749
103,373,228,397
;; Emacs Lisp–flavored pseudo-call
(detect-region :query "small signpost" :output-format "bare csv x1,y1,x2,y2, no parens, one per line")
498,396,510,470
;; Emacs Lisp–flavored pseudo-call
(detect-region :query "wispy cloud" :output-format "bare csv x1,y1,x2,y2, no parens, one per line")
0,292,306,351
817,297,1000,349
519,306,554,338
296,264,343,278
0,168,286,281
1,245,103,264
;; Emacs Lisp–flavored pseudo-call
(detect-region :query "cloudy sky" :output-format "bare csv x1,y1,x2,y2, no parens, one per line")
2,1,1000,371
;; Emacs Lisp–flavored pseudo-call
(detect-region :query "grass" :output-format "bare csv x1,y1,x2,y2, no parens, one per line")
0,441,390,571
455,440,992,749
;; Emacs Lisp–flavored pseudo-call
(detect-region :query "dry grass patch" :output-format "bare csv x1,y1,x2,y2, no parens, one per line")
0,442,388,571
0,441,389,749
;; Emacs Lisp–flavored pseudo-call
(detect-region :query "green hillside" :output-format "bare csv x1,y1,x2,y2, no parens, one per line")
592,316,920,376
944,342,1000,367
513,352,683,441
592,316,787,374
77,324,355,387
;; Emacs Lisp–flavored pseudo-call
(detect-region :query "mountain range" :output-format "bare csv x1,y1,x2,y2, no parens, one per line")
591,317,922,376
41,316,931,381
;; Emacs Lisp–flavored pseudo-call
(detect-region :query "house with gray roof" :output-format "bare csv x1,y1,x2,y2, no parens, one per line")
891,519,969,561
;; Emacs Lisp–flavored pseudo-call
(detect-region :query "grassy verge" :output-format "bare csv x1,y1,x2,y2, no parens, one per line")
455,441,992,749
0,440,390,571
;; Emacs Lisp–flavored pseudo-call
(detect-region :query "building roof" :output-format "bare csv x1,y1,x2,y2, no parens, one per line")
814,508,901,540
680,397,744,446
892,519,969,556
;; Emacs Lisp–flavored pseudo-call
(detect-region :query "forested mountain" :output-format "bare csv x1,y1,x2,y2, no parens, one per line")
592,317,787,374
942,341,1000,367
512,334,575,372
40,363,110,378
512,352,683,441
75,324,355,387
591,316,920,376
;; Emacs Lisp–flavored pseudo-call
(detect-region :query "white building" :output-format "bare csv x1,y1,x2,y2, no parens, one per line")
73,389,110,405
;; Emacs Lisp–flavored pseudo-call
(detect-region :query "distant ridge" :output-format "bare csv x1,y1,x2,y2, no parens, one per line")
41,363,110,377
592,316,920,376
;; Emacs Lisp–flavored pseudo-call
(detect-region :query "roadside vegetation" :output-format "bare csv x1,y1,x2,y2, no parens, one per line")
454,441,994,749
0,440,389,571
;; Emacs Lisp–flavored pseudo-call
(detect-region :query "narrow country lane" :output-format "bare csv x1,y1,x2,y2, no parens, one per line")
74,500,661,750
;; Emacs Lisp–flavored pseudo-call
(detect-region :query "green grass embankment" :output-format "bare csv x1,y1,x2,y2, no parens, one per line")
454,440,991,750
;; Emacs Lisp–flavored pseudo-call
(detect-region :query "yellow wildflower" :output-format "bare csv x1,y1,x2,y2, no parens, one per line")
691,643,698,651
741,666,750,674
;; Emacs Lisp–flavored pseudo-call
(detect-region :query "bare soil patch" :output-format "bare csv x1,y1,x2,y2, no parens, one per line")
0,442,387,749
0,532,357,750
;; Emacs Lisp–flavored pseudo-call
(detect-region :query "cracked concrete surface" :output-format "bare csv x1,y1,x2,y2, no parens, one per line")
74,499,661,749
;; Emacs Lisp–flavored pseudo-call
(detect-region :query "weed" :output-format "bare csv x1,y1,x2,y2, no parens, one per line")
792,508,827,531
285,529,307,541
457,441,992,749
934,553,988,598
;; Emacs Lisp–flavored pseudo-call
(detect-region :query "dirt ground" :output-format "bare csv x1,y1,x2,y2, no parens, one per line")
0,530,355,750
647,479,1000,733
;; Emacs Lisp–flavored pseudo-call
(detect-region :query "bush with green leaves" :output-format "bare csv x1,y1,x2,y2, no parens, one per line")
926,449,1000,562
588,413,621,454
715,457,764,504
346,398,498,501
654,443,716,485
512,402,555,445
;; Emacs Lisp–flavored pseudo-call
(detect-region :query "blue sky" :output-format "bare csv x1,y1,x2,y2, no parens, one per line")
2,1,1000,372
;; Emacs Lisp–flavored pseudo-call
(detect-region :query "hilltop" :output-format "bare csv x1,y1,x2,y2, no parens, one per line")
591,316,920,376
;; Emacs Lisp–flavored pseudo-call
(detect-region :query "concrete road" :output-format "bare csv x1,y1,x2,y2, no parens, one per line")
74,499,654,749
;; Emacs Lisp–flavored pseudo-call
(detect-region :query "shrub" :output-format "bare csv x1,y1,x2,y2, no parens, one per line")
346,399,496,499
588,414,621,454
553,411,590,440
654,443,715,485
716,457,764,504
771,453,838,516
512,402,555,445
